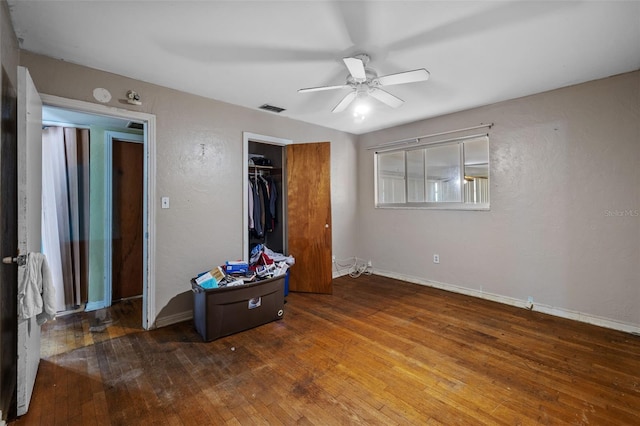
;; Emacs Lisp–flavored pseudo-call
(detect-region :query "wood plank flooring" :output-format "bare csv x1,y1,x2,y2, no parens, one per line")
10,275,640,425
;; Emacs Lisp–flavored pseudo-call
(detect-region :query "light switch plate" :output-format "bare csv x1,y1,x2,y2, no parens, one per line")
161,197,170,209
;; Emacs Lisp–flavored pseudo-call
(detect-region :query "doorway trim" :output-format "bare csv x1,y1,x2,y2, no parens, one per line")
40,94,157,330
104,131,144,308
242,132,291,262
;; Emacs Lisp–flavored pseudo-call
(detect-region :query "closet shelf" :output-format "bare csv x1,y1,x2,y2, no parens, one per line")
249,165,282,175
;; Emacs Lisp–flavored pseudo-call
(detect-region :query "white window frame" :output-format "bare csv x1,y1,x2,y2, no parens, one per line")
375,134,490,210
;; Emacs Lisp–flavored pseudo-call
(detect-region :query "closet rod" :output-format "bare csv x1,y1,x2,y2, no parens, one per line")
366,123,494,151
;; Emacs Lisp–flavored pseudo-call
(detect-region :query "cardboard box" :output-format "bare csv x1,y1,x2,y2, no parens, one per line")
225,261,249,274
195,266,226,289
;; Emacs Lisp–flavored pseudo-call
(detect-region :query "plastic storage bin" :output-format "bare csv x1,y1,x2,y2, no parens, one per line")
284,269,290,296
191,275,285,342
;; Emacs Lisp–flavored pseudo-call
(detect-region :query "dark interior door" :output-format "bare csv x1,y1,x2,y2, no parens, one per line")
0,67,18,420
286,142,332,294
112,139,143,301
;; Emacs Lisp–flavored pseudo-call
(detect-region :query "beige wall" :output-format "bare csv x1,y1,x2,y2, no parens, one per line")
1,0,18,88
16,51,640,331
20,51,359,324
357,71,640,330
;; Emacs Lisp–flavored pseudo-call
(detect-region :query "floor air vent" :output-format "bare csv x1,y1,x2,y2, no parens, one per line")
259,104,286,113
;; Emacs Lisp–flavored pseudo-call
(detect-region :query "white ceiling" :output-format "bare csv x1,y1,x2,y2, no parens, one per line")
8,1,640,135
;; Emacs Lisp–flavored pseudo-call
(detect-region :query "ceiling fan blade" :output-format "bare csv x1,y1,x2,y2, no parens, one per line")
298,84,351,93
343,57,366,81
332,91,357,113
375,69,430,86
387,2,573,54
332,1,371,47
369,88,404,108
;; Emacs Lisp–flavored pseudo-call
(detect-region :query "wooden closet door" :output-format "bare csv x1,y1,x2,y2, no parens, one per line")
112,139,143,300
286,142,332,294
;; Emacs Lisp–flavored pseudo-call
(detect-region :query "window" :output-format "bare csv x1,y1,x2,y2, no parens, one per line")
377,150,406,204
375,135,489,209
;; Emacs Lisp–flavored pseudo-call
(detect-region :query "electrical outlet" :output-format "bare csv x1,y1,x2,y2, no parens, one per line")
332,255,336,263
161,197,170,209
433,254,440,264
367,260,372,267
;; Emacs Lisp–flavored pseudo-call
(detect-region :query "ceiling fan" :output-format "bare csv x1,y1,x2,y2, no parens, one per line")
298,54,430,113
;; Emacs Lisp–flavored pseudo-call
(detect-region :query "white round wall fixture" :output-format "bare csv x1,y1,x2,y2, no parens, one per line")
93,87,112,103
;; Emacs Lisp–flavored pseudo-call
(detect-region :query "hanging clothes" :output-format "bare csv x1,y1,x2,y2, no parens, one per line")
248,171,279,238
266,175,278,228
252,176,263,237
258,177,273,233
248,180,254,230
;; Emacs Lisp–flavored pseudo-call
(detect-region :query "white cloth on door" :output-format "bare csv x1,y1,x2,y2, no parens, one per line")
17,252,56,324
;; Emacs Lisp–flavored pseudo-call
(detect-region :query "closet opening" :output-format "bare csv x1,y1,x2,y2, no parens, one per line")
242,132,333,295
242,132,292,262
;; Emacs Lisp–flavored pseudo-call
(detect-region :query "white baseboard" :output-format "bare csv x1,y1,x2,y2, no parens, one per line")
374,269,640,335
154,310,193,328
84,300,106,312
332,269,351,278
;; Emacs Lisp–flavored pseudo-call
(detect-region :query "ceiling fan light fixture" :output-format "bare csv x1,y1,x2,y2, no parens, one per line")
301,53,427,116
352,90,371,122
353,102,370,116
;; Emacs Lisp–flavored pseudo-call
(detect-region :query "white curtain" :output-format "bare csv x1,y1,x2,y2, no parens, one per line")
41,127,89,312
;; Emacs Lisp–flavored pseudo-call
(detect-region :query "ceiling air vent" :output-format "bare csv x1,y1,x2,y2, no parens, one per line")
259,104,286,113
126,121,144,130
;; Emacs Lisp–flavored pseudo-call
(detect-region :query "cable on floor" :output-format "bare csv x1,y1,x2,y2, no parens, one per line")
333,257,373,278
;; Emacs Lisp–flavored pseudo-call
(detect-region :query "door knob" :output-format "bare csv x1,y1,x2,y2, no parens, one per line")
3,255,26,265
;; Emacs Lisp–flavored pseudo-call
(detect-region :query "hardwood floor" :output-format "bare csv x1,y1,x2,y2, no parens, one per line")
10,275,640,425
